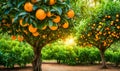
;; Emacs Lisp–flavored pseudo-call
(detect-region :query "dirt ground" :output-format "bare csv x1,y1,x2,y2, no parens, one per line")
0,63,120,71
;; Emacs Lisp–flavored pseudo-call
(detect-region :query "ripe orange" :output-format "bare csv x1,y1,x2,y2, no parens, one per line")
99,32,102,35
110,21,114,25
42,26,47,30
32,32,39,37
93,24,96,26
11,35,16,40
108,31,111,34
67,9,75,18
24,2,33,12
116,19,119,22
42,35,46,39
28,24,37,33
19,19,29,27
47,11,53,17
87,34,90,36
53,16,61,23
103,41,107,46
105,27,110,30
117,26,120,29
116,14,119,17
49,0,56,5
62,21,69,28
18,35,24,42
49,26,58,31
107,15,111,18
31,0,38,3
98,25,102,28
36,9,46,20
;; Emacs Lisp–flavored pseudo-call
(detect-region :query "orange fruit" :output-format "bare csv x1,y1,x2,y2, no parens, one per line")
99,32,102,35
19,19,29,27
18,35,24,41
107,15,111,18
11,35,16,40
67,9,75,18
47,11,53,17
105,27,110,30
42,35,46,39
62,21,69,28
53,16,61,23
28,24,37,33
42,26,47,30
108,31,111,34
103,41,107,46
93,24,96,26
36,9,46,20
117,26,120,29
116,19,119,22
49,0,56,5
98,25,102,28
110,21,114,25
31,0,38,3
116,14,119,17
49,26,58,31
32,32,39,37
24,2,33,12
87,34,90,36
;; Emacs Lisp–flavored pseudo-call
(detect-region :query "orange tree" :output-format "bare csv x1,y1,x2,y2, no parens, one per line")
0,0,75,71
77,1,120,68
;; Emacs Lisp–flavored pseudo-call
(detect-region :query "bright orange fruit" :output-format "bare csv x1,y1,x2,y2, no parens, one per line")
24,2,33,12
67,9,75,18
53,16,61,23
36,9,46,20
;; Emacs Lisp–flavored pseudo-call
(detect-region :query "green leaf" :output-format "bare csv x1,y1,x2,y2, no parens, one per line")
52,6,62,15
17,1,25,8
33,5,38,11
32,21,37,27
48,20,53,27
19,12,27,16
13,15,18,23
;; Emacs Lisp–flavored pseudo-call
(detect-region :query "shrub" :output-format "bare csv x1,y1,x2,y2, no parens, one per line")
0,37,33,68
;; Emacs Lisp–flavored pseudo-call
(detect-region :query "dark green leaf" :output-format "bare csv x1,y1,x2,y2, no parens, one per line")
19,12,27,16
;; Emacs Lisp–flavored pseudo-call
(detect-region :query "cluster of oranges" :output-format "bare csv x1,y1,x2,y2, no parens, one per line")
10,0,74,41
80,13,120,47
23,0,74,31
11,35,24,42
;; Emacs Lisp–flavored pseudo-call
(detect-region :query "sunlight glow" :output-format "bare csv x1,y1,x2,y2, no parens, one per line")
65,37,76,46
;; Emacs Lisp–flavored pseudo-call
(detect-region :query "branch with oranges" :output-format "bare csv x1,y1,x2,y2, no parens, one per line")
0,0,75,42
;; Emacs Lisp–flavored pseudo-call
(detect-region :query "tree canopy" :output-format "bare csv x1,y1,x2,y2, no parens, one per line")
0,0,75,47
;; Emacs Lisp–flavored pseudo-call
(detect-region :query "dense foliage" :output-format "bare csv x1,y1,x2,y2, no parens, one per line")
76,0,120,68
42,43,120,66
1,38,120,68
78,1,120,48
0,35,33,68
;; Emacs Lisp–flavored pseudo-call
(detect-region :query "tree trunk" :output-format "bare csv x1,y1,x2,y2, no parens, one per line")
99,49,108,69
32,47,42,71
